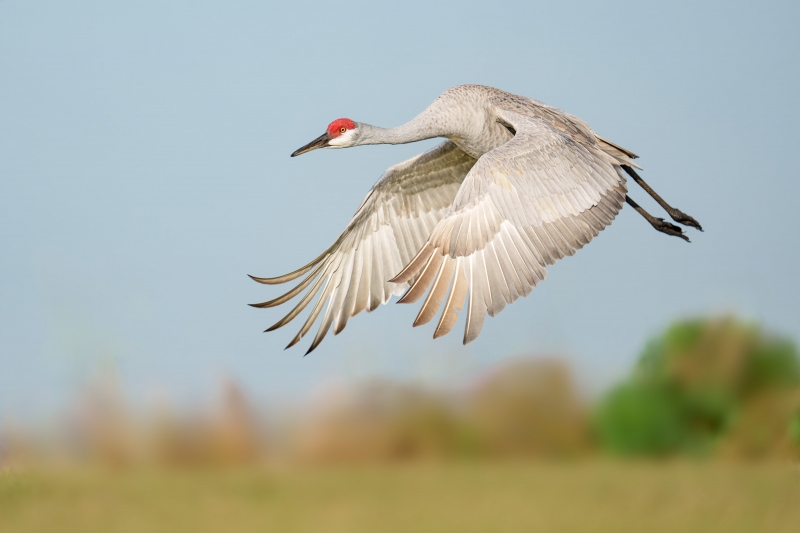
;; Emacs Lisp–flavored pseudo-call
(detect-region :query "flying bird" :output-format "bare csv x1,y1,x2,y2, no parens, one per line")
250,85,701,354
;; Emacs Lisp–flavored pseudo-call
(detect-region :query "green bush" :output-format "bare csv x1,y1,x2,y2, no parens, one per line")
595,317,800,458
594,382,684,455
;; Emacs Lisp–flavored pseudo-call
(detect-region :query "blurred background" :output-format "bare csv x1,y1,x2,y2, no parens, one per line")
1,1,799,532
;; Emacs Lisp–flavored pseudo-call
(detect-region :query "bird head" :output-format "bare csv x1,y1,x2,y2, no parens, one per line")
291,118,359,157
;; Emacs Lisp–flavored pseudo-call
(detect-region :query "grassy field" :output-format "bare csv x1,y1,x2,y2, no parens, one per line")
1,462,799,533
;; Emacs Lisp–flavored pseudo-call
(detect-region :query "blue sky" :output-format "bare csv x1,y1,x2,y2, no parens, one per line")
1,0,799,418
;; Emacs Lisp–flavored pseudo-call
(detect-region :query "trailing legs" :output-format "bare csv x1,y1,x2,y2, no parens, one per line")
622,166,702,231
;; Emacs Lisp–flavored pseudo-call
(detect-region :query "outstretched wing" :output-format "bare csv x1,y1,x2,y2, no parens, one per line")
251,140,477,353
391,109,628,344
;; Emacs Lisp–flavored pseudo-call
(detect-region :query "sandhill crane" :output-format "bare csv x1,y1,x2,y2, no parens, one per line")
250,85,701,354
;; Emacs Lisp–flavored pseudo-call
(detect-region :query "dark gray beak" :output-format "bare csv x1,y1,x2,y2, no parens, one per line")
291,132,331,157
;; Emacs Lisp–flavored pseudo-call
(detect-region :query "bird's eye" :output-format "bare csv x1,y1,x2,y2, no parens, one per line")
339,126,347,134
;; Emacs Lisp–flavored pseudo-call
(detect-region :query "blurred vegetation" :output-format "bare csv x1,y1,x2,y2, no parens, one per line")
594,316,800,459
1,316,798,468
296,358,589,463
2,316,800,532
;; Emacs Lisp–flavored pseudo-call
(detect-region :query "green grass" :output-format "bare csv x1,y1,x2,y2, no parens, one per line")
1,462,799,533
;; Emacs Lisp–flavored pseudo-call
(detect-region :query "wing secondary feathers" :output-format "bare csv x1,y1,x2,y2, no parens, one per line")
396,108,628,344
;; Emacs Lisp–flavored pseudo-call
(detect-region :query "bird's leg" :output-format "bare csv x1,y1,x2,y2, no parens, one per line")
622,166,702,231
625,195,690,242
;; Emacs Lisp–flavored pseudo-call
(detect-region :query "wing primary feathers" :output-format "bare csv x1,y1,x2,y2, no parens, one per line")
285,276,332,350
306,294,337,355
337,241,364,332
354,233,373,313
312,258,348,349
378,236,395,303
331,250,357,335
249,248,329,285
266,266,330,332
369,224,386,310
249,261,326,308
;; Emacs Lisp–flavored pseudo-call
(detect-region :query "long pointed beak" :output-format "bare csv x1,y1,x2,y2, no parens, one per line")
291,132,331,157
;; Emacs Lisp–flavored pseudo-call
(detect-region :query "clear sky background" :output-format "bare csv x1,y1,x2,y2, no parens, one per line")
2,0,799,418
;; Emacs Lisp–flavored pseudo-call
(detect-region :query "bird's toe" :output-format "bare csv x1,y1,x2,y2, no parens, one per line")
653,218,690,242
668,209,703,231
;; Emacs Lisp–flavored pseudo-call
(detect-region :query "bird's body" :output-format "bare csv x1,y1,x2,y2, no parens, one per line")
252,85,701,353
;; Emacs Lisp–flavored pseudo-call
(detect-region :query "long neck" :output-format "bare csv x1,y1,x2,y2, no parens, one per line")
357,107,452,146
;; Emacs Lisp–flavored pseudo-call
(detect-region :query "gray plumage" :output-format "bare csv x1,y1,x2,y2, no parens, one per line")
251,85,699,353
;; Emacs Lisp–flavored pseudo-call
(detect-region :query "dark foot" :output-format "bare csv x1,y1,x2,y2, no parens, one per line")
650,217,690,242
666,208,703,232
626,195,691,242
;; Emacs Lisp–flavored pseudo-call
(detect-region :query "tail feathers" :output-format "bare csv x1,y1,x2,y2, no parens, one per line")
596,135,641,169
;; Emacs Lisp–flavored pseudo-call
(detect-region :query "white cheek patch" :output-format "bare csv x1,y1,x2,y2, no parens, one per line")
328,129,357,147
